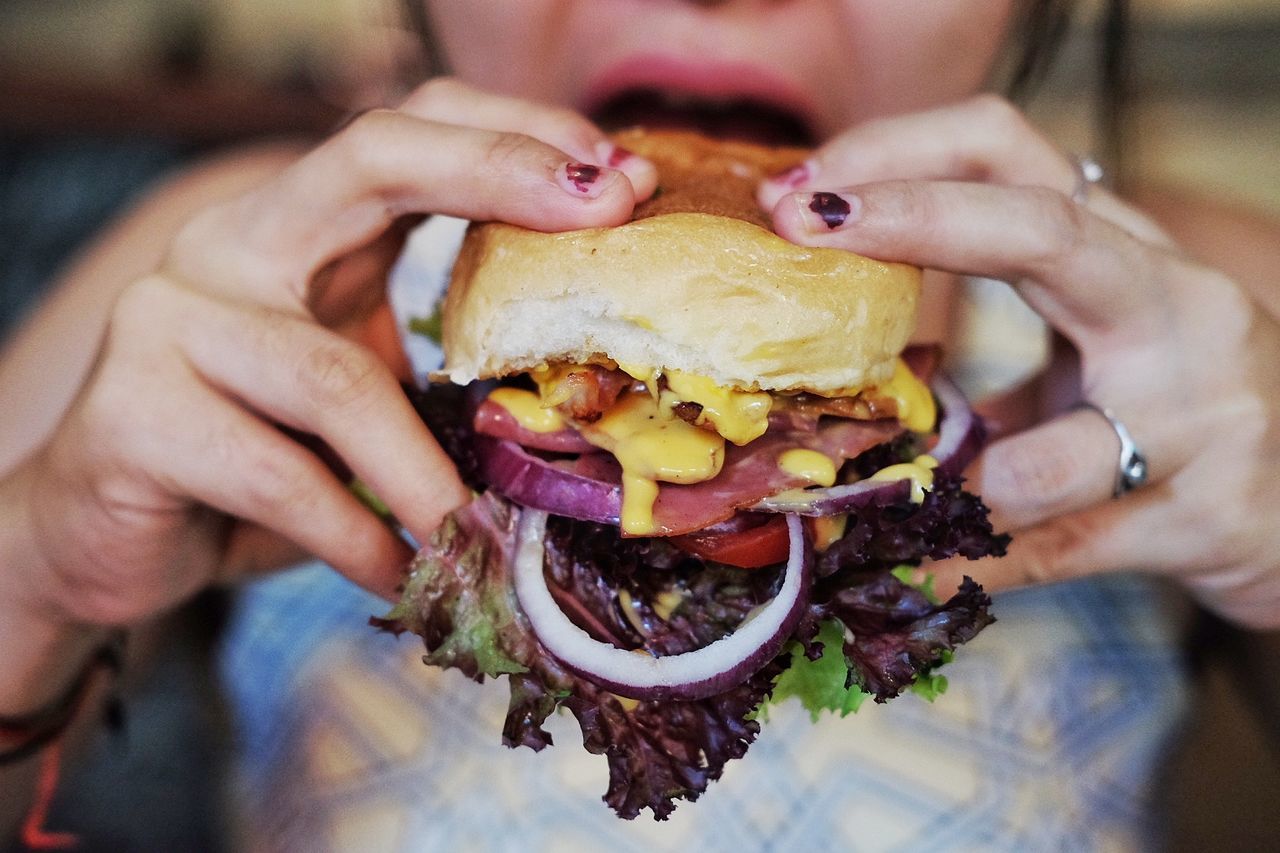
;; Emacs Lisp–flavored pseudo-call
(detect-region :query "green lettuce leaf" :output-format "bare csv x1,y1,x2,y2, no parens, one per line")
765,619,869,721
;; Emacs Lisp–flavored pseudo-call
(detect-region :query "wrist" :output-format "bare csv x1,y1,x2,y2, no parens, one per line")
0,464,106,716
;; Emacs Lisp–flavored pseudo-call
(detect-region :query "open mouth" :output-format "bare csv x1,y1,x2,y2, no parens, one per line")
590,88,816,148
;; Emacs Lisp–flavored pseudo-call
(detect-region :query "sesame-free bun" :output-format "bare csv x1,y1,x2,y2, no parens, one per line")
439,129,921,393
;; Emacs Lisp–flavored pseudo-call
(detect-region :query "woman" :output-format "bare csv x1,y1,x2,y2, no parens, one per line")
3,0,1278,848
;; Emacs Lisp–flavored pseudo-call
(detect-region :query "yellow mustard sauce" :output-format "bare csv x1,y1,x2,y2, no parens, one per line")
582,392,725,535
877,358,937,433
777,448,838,487
487,387,566,433
869,454,939,503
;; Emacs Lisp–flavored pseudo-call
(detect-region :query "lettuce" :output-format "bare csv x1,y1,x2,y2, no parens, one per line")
375,388,1007,819
764,620,869,721
374,494,781,820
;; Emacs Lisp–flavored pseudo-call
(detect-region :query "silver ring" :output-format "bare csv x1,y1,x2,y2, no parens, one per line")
1077,402,1148,497
1071,155,1105,204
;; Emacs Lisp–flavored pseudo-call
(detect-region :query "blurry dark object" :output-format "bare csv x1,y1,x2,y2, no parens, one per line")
0,74,342,143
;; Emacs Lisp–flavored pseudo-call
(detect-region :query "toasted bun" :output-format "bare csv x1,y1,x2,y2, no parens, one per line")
440,129,921,393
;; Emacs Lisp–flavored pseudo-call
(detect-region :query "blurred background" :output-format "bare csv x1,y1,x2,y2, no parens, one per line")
1,0,1278,850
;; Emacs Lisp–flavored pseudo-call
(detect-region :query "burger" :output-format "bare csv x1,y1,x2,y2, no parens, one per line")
375,129,1009,820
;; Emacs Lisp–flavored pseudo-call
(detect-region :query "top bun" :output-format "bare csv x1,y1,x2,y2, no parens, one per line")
439,128,921,394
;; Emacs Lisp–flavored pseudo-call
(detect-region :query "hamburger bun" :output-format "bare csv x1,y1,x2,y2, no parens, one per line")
440,128,921,394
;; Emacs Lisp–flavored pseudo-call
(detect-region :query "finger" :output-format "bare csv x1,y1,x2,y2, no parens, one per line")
965,407,1125,532
142,377,413,598
759,96,1074,204
924,507,1128,597
771,180,1171,345
168,111,640,311
219,522,311,578
927,493,1280,631
399,77,658,199
161,282,470,543
757,94,1172,246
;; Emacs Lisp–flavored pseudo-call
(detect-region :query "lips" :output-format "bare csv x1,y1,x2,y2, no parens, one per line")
582,55,818,147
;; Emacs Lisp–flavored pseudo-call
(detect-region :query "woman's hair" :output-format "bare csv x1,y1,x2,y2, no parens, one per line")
1008,0,1131,179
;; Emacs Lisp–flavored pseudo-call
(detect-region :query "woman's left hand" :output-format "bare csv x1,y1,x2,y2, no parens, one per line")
760,95,1280,630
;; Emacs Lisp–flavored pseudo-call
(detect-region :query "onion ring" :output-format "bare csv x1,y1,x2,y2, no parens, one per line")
514,510,811,701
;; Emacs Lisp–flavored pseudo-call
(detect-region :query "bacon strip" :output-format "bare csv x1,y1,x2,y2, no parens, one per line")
544,365,632,422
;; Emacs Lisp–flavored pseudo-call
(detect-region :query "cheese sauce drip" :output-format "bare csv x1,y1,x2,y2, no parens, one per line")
581,392,725,535
777,448,838,487
661,370,772,446
870,454,939,503
878,359,937,433
487,387,566,433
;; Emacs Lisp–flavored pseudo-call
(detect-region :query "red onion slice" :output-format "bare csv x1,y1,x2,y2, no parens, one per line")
751,371,985,515
926,371,986,476
514,510,811,701
476,434,622,525
751,477,912,515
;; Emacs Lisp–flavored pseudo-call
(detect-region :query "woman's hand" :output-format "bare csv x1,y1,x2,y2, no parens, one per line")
4,79,658,629
760,94,1280,629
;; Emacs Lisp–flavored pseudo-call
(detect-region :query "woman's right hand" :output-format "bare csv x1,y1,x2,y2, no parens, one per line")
3,79,657,628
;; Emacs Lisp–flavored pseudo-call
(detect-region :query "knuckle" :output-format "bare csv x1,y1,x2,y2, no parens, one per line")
403,76,464,113
990,436,1082,519
541,108,601,153
167,204,227,271
971,93,1027,134
298,340,386,413
109,275,179,339
882,180,942,232
1020,517,1097,584
480,130,539,173
336,108,402,178
1026,186,1088,272
238,440,310,519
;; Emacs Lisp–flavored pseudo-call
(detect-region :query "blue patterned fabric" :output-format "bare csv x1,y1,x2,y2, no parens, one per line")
219,567,1188,851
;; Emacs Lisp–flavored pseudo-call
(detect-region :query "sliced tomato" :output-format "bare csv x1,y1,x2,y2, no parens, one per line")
671,515,791,569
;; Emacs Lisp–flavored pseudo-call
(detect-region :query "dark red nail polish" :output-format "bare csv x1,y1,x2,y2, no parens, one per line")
607,146,633,168
565,162,601,192
808,192,852,229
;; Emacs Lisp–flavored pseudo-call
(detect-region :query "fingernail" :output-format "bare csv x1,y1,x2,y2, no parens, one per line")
595,142,658,195
768,160,814,189
597,142,636,168
557,162,611,198
797,191,860,232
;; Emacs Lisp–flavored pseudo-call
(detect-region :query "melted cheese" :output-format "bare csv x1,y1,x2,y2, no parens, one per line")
487,387,565,433
869,454,939,503
662,371,772,446
811,514,849,552
528,364,578,408
582,392,725,535
777,448,838,487
878,359,937,433
653,590,683,621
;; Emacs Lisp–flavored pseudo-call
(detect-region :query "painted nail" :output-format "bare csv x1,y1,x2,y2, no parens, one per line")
603,144,635,168
768,160,814,188
557,162,608,198
802,191,859,231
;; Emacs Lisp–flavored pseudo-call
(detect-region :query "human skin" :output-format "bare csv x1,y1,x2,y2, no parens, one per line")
1,2,1278,818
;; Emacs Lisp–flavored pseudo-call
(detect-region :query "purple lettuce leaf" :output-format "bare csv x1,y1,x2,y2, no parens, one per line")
815,573,994,702
816,471,1010,579
374,493,783,820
